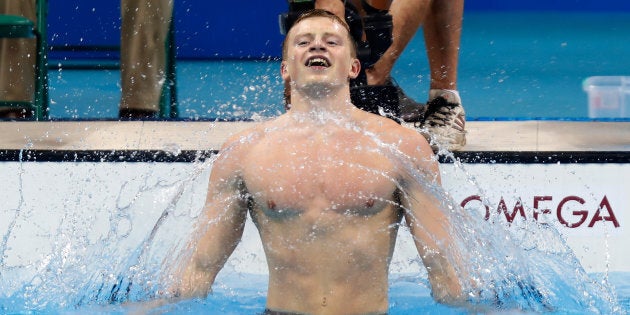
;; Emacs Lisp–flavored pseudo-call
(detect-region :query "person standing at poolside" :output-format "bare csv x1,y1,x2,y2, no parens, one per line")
170,9,469,314
362,0,466,151
0,0,173,120
119,0,173,119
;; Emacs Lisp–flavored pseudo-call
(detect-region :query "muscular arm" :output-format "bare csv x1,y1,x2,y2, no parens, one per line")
397,132,467,305
172,141,249,299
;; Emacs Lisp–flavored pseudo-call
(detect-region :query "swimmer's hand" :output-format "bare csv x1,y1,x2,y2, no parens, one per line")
470,278,553,312
121,287,212,315
122,299,171,315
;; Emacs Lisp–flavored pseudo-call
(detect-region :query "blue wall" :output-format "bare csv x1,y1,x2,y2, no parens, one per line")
47,1,630,60
48,1,286,60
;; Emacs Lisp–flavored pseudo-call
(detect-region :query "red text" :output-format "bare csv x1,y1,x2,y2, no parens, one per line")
460,195,620,228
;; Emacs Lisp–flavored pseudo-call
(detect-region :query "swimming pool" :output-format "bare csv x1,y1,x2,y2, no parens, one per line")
46,11,630,121
2,7,630,314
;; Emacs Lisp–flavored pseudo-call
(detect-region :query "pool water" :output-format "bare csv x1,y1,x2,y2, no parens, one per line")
18,272,628,314
47,12,630,120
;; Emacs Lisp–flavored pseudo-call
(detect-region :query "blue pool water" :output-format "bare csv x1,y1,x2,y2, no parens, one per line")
56,272,630,314
47,12,630,120
4,266,627,314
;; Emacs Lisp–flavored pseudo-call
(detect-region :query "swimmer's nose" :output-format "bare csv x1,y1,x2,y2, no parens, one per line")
309,39,327,52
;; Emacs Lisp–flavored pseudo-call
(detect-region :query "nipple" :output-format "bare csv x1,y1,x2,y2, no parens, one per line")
365,198,375,208
267,200,277,210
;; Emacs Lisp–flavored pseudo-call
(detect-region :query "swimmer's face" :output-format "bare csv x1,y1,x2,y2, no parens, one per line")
281,16,360,90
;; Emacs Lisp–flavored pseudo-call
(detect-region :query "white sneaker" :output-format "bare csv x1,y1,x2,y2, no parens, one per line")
419,89,466,152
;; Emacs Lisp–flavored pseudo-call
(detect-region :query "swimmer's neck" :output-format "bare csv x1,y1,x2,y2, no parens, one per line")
288,85,356,116
287,100,360,126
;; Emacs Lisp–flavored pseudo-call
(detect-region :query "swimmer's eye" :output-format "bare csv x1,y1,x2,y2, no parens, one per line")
297,40,309,47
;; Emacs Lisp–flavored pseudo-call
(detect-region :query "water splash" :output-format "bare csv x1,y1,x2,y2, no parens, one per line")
395,143,621,313
0,157,214,312
328,120,622,313
0,119,624,313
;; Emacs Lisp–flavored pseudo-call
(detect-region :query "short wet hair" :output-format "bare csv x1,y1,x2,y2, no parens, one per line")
281,9,358,60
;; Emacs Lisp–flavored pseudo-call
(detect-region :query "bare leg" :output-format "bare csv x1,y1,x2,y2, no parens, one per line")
365,0,391,9
365,0,430,86
120,0,173,116
420,0,466,151
349,0,391,17
423,0,463,91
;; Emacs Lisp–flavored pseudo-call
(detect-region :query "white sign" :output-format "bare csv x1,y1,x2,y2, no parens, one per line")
440,163,628,273
0,161,627,277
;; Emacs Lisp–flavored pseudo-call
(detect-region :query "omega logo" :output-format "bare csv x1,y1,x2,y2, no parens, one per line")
460,195,620,228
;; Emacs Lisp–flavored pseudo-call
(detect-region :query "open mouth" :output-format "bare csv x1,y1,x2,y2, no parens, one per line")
305,56,330,68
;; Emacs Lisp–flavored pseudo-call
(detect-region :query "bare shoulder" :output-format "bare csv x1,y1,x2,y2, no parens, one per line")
219,118,280,153
365,113,433,159
211,119,274,175
357,112,439,181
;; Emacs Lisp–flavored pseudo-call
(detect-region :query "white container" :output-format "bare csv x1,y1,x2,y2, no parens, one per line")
583,76,630,118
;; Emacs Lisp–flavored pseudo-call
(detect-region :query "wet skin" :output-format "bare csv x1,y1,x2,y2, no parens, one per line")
175,14,465,315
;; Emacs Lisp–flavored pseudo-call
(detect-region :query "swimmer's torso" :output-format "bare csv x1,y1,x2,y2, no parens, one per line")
237,115,403,314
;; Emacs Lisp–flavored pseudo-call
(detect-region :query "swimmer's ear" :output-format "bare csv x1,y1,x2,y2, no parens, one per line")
348,58,360,80
281,61,290,81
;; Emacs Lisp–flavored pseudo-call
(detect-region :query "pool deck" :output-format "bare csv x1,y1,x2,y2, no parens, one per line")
0,121,629,152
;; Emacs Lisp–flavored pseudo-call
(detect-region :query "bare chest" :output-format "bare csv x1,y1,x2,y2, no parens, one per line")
242,137,399,217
